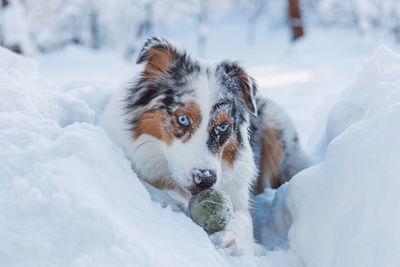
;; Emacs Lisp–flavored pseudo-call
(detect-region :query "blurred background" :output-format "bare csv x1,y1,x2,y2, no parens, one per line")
1,0,399,58
1,0,399,154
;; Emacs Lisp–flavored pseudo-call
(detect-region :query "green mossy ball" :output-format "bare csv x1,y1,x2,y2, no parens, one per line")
188,189,233,234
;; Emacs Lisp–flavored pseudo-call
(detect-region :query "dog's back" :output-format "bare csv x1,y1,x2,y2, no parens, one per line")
250,98,309,194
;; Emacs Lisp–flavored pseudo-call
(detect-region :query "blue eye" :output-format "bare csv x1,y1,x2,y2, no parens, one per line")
218,124,229,132
178,115,189,126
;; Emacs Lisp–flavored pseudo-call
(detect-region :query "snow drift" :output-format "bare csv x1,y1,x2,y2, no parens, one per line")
253,46,400,267
286,46,400,267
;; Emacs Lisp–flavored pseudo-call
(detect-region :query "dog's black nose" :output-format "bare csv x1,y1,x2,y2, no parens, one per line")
192,169,217,190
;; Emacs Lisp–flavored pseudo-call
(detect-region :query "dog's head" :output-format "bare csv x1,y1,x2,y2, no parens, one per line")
126,37,257,195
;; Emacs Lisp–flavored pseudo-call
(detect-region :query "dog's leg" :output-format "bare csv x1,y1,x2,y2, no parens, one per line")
141,181,188,213
252,98,309,193
253,128,284,193
210,209,253,255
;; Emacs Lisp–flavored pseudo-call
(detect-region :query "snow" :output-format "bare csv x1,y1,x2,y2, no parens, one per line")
255,45,400,267
314,46,400,160
288,103,400,267
286,46,400,267
2,9,400,266
253,184,292,250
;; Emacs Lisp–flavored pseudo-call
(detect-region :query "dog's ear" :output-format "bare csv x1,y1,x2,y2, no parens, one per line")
238,70,258,116
218,61,258,115
136,37,176,78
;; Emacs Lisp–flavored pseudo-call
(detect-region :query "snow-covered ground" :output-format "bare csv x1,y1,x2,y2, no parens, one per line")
2,17,400,267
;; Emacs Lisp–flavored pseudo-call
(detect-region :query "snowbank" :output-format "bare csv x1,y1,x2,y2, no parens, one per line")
286,46,400,267
0,47,303,267
326,46,400,144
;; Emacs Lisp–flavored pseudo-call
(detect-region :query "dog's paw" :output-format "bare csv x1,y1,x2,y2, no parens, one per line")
210,230,242,256
142,181,188,213
161,199,187,213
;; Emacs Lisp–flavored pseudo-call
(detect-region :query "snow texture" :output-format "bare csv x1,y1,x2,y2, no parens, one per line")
253,46,400,267
287,46,400,267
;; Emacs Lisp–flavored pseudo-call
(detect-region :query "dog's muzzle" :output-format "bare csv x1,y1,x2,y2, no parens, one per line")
190,168,217,194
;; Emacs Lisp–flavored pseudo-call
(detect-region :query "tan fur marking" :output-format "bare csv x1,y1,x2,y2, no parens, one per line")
213,110,237,166
222,133,238,167
134,110,173,145
254,128,284,194
237,71,254,110
215,110,232,126
237,72,250,90
144,48,173,78
185,102,201,127
135,102,201,144
170,102,201,142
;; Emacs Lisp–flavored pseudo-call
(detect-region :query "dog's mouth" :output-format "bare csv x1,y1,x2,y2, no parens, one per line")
187,184,203,196
189,186,201,196
187,184,216,196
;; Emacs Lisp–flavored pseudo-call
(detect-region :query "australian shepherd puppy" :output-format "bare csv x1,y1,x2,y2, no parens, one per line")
101,37,308,255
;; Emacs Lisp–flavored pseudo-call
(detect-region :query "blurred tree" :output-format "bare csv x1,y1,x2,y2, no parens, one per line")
125,1,155,59
246,0,265,45
4,0,399,56
198,0,209,57
137,3,154,38
90,7,100,49
288,0,304,41
0,0,6,46
0,0,24,54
